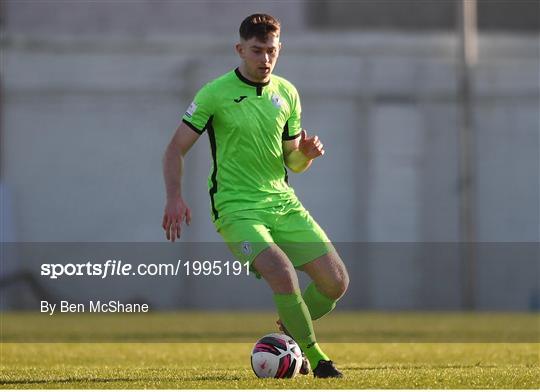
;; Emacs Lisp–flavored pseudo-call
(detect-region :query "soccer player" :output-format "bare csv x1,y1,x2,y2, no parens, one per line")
162,13,349,378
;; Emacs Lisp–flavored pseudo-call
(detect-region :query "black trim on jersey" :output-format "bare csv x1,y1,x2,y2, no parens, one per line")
182,119,205,135
283,166,289,184
282,121,301,141
206,116,219,220
234,67,269,98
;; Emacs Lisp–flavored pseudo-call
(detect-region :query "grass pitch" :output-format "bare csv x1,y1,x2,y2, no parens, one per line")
1,312,539,389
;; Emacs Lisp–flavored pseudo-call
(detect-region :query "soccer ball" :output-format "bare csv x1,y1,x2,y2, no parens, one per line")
251,333,303,378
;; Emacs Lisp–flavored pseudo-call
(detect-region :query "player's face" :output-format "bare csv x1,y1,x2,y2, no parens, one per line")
236,34,281,82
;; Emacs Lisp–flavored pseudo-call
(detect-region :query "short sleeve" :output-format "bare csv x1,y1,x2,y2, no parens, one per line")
282,86,302,141
182,83,214,134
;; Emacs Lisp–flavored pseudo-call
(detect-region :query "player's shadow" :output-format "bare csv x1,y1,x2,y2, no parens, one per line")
185,375,242,381
0,377,135,386
1,374,244,386
346,364,498,370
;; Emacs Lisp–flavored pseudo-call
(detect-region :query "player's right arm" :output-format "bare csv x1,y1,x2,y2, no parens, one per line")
162,82,215,241
162,122,200,242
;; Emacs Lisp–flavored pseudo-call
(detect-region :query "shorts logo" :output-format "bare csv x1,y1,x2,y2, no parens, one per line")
241,241,252,255
185,102,197,118
271,94,283,108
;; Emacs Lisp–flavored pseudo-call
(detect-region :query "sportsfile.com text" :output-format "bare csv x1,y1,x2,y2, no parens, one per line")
40,260,250,279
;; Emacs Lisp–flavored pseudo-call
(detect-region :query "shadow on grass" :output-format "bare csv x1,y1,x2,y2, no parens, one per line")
0,377,135,386
1,373,244,386
344,364,499,370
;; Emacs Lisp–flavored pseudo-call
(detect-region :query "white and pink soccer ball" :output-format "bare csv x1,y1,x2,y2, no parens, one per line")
250,333,303,378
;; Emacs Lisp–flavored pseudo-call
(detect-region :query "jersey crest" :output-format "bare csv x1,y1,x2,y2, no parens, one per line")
271,94,284,108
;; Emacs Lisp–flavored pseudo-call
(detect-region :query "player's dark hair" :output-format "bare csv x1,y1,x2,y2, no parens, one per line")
239,13,280,41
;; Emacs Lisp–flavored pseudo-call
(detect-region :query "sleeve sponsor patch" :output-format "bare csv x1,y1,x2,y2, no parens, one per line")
185,102,197,118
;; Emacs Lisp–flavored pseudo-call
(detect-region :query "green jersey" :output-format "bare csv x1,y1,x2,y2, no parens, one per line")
182,68,302,221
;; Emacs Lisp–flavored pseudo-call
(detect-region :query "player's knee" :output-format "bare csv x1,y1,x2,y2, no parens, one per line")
324,269,349,300
327,256,349,300
253,246,298,293
266,266,298,294
267,261,296,284
325,277,348,300
338,271,350,298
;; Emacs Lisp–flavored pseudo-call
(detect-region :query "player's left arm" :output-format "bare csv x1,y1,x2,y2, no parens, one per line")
283,129,325,173
282,84,324,173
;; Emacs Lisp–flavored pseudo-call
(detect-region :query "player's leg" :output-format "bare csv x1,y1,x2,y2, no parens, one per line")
275,251,349,350
252,246,333,375
271,205,345,377
299,249,349,320
216,211,336,376
260,244,343,378
273,205,349,321
252,244,299,293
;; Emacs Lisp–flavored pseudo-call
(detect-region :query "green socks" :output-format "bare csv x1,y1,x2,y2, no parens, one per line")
303,282,337,320
273,286,338,368
273,292,329,368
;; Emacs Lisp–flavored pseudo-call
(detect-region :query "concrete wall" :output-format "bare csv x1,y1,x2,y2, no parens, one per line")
2,0,307,36
5,0,539,34
1,1,539,310
3,33,538,243
307,0,540,31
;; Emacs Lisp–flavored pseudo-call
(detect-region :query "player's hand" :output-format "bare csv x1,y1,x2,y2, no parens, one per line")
162,197,191,242
298,129,325,160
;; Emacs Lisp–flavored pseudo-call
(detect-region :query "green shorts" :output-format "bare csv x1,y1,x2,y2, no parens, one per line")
214,199,333,275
